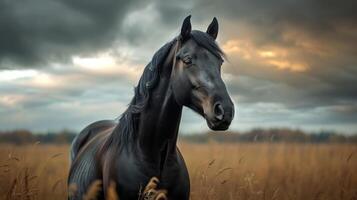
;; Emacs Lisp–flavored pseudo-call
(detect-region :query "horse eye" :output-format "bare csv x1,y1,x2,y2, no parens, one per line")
182,56,192,65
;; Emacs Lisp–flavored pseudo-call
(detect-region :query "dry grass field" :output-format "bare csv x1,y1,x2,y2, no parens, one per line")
0,142,356,200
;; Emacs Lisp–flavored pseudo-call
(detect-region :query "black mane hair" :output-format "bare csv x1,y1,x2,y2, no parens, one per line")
103,39,176,151
105,32,225,151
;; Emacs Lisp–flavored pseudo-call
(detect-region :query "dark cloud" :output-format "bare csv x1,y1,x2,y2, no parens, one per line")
0,0,147,68
0,0,357,133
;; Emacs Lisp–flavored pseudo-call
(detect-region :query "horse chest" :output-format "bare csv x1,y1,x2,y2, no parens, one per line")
106,153,190,200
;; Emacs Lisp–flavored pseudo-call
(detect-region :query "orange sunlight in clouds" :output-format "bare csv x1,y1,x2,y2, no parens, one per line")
223,39,309,72
267,60,308,72
258,51,276,58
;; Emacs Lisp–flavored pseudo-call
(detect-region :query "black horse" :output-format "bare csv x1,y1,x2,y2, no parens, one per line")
68,16,234,200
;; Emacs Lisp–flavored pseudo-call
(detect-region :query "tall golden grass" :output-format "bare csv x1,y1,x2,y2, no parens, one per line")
0,142,356,200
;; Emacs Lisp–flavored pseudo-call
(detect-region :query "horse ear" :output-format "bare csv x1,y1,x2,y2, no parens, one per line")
180,15,191,41
206,17,219,40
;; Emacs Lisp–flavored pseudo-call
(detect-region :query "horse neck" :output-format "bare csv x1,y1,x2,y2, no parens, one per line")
137,43,182,159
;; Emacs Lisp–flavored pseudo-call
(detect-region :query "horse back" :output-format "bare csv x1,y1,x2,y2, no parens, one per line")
70,120,117,162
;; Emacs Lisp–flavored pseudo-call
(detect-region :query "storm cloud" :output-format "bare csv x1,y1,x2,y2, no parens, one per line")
0,0,357,133
0,0,149,68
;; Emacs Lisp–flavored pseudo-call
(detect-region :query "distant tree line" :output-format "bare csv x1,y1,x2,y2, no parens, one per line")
0,129,76,145
0,128,357,144
182,128,357,143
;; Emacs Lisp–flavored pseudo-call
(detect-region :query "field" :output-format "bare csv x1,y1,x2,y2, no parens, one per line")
0,143,357,200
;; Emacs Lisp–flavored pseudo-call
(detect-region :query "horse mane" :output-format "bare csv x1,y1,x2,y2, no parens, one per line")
103,39,177,151
104,31,225,152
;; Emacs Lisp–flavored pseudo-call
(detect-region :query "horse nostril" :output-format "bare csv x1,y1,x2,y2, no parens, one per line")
213,102,224,121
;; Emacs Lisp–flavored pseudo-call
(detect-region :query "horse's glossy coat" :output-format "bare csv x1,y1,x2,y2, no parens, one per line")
68,16,234,200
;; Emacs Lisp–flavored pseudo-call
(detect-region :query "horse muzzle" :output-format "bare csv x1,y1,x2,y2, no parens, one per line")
205,101,234,131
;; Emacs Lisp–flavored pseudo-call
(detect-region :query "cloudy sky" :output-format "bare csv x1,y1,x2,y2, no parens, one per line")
0,0,357,134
